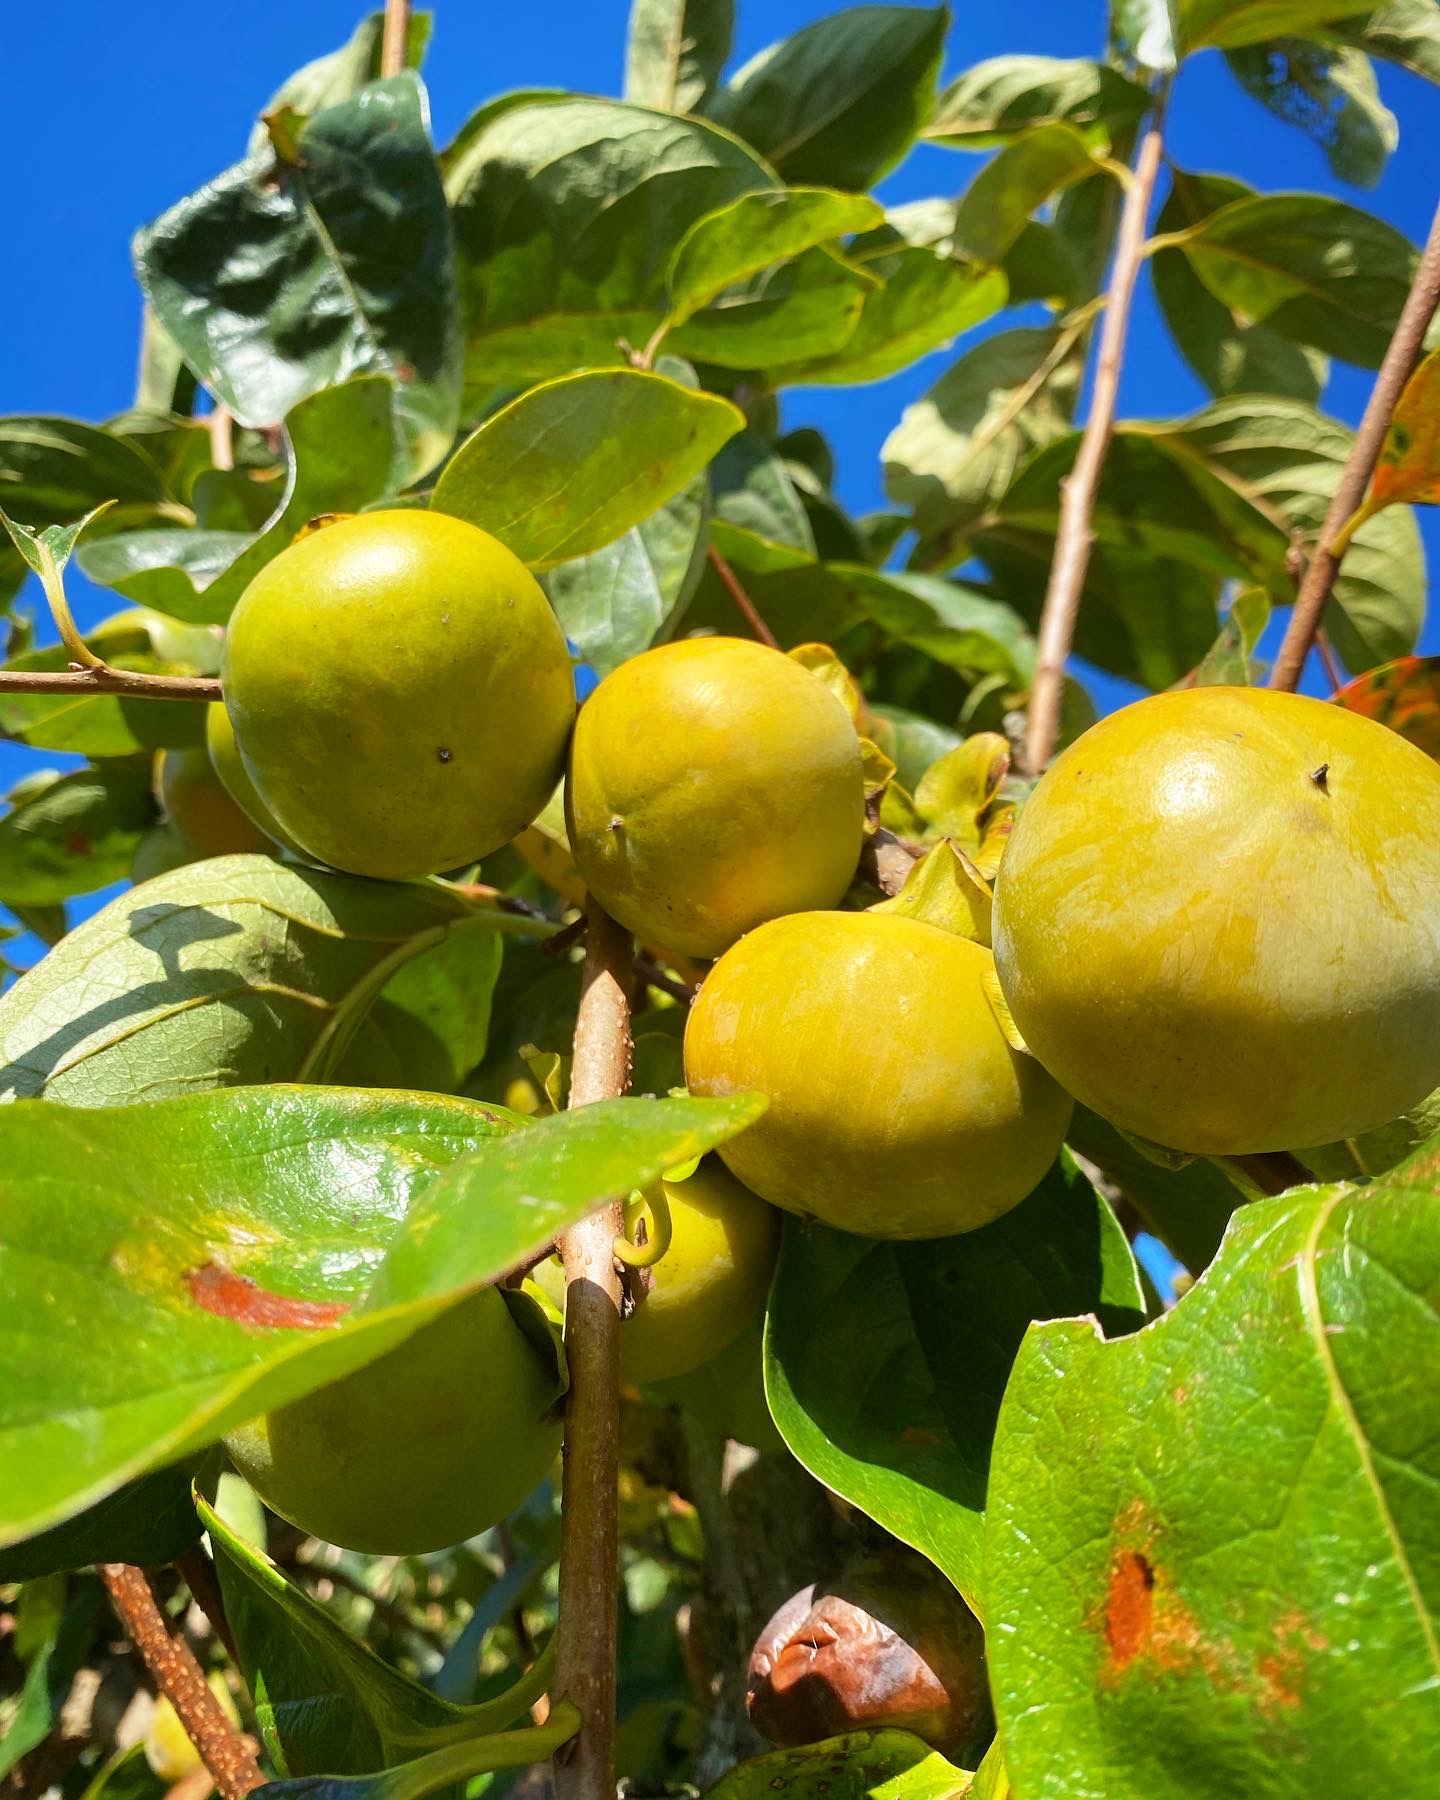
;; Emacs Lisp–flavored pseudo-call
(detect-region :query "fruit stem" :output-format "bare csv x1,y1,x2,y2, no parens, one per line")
380,0,411,78
1024,78,1170,776
1269,193,1440,694
1220,1151,1314,1199
98,1564,265,1799
552,898,633,1800
707,544,780,649
0,667,222,701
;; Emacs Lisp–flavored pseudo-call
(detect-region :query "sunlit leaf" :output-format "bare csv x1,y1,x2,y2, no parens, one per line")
625,0,735,113
926,55,1149,151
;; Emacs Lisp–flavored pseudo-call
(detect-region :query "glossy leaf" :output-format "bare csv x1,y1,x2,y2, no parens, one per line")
0,1083,763,1543
432,369,740,569
244,9,432,154
0,759,158,905
706,1731,972,1800
0,854,527,1104
1333,653,1440,758
1225,39,1396,187
705,6,948,190
1152,171,1327,403
625,0,735,113
765,1154,1144,1609
203,1499,549,1774
1170,191,1416,366
926,55,1149,151
445,95,772,386
544,479,708,678
77,378,395,625
951,123,1103,266
986,1144,1440,1796
883,326,1082,551
137,76,460,483
1171,1,1368,55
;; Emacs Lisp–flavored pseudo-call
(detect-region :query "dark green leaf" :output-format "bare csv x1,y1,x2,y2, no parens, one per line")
0,1461,204,1582
0,1084,762,1543
625,0,736,112
705,6,948,190
335,926,503,1095
952,124,1104,266
431,369,740,569
1170,191,1416,365
765,1154,1143,1608
986,1145,1440,1795
1225,39,1397,186
245,9,432,154
926,55,1150,150
0,855,528,1104
1152,170,1328,403
77,378,396,625
137,76,460,484
445,95,772,387
711,432,817,552
1172,1,1369,55
706,1732,972,1800
1327,1,1440,84
0,759,158,905
865,705,963,790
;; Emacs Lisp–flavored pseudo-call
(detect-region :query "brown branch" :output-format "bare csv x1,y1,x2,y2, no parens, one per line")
1269,196,1440,693
0,667,221,702
98,1565,264,1800
552,897,633,1800
706,545,780,650
1223,1151,1314,1198
1024,88,1169,775
633,952,697,1005
1315,629,1345,694
380,0,412,78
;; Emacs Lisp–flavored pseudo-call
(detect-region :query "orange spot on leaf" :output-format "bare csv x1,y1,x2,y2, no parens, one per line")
186,1260,349,1330
1105,1549,1155,1668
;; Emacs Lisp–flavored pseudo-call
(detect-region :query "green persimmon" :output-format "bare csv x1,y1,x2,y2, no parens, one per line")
224,1288,564,1555
205,702,302,854
222,511,575,881
537,1157,780,1385
565,637,865,959
685,910,1072,1238
992,686,1440,1154
157,747,273,858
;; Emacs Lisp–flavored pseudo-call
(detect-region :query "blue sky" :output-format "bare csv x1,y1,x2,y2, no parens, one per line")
3,0,1437,960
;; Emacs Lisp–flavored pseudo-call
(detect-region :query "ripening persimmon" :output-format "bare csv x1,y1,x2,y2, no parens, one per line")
991,685,1440,1154
684,910,1072,1238
156,747,273,858
221,511,575,881
565,637,866,959
205,702,302,855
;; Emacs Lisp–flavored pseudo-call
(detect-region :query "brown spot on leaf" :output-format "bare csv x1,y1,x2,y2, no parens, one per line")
1105,1549,1154,1668
899,1426,941,1447
186,1260,349,1330
64,832,91,858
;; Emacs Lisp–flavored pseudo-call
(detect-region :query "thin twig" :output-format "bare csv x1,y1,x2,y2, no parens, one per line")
0,667,221,701
1024,84,1169,775
553,898,633,1800
1269,196,1440,692
380,0,412,78
633,952,697,1005
1315,629,1345,694
294,1555,448,1656
175,1547,241,1668
98,1565,265,1800
706,545,780,649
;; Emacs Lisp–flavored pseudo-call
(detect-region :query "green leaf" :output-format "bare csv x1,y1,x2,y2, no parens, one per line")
666,187,884,326
77,378,395,626
1152,170,1328,403
1181,584,1272,686
625,0,735,113
1225,39,1397,186
431,369,741,569
1172,0,1370,54
0,1083,763,1543
0,614,217,755
0,1461,204,1582
203,1498,548,1775
0,855,528,1104
1111,0,1178,69
706,1731,972,1800
0,1582,102,1780
543,479,709,679
445,95,773,388
335,927,503,1095
986,1148,1440,1795
866,705,962,790
670,244,880,368
244,9,432,154
0,760,158,905
925,55,1150,151
137,76,460,484
704,6,948,190
883,326,1082,551
951,123,1104,266
840,569,1035,685
765,1154,1143,1610
1168,191,1416,366
773,249,1006,386
711,432,817,552
1327,1,1440,84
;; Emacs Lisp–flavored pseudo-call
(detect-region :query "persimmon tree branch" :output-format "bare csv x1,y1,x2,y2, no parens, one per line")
380,0,411,79
1025,84,1169,775
552,897,633,1800
1268,195,1440,694
707,545,780,649
0,666,222,701
98,1564,264,1800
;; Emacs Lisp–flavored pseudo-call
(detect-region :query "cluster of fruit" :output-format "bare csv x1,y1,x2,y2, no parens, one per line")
197,509,1440,1582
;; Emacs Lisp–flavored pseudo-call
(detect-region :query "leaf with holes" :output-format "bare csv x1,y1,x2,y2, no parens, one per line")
985,1139,1440,1797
